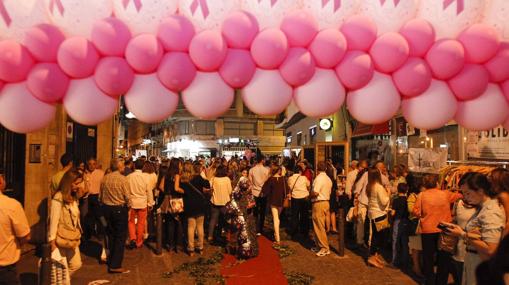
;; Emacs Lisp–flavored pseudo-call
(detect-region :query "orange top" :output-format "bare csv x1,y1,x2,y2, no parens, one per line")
413,188,462,234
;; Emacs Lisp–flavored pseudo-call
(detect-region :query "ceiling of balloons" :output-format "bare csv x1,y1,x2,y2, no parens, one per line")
0,0,508,134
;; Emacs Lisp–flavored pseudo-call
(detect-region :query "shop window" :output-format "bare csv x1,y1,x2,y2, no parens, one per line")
195,121,215,135
297,132,302,146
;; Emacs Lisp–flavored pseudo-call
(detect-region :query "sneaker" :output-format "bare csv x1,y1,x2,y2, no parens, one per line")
368,256,384,269
310,247,320,253
127,240,136,250
316,249,330,257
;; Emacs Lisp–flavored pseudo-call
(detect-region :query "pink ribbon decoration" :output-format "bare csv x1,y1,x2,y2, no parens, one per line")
49,0,65,16
322,0,341,12
0,0,11,26
257,0,278,8
443,0,464,15
190,0,210,19
122,0,143,12
379,0,401,6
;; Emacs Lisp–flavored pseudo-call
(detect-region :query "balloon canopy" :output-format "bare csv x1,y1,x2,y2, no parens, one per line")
0,0,508,133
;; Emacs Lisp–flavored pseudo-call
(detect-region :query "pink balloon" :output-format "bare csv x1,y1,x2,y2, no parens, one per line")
219,49,256,89
157,15,196,52
399,19,435,57
455,84,509,131
309,29,347,68
24,24,66,62
189,30,227,72
347,72,401,124
502,80,509,102
125,34,164,74
124,74,179,123
91,17,132,57
57,37,100,79
182,72,234,119
458,24,500,64
242,69,292,115
504,116,509,131
402,80,457,130
370,33,409,73
222,11,259,49
294,69,345,117
94,57,134,98
27,63,70,104
279,48,316,87
64,78,119,126
449,64,489,101
393,57,432,97
0,83,56,133
485,43,509,83
157,52,197,92
0,81,3,92
425,39,465,80
280,10,318,47
0,41,35,83
340,15,378,51
335,51,374,90
250,28,289,69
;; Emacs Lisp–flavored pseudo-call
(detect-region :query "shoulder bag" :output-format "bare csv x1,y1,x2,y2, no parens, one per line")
374,185,391,232
55,201,82,249
438,200,460,254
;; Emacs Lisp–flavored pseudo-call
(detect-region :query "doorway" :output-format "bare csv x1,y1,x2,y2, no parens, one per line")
0,125,26,204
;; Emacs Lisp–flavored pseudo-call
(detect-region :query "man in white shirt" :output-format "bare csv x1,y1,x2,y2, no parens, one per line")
249,156,269,235
353,160,390,246
310,162,332,257
127,160,154,249
344,160,359,199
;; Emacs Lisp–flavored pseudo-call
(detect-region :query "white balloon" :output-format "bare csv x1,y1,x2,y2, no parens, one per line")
346,72,401,124
294,69,345,117
124,74,179,123
0,82,56,133
401,80,458,130
182,72,234,119
179,0,240,30
482,0,509,40
64,77,119,126
239,0,303,29
0,0,47,42
359,0,419,34
241,69,293,115
418,0,486,39
303,0,359,29
112,0,178,35
45,0,113,38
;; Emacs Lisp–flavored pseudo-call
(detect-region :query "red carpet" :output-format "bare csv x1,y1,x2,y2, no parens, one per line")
220,236,288,285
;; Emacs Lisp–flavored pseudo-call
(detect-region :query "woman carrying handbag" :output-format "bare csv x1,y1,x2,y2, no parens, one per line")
288,166,311,239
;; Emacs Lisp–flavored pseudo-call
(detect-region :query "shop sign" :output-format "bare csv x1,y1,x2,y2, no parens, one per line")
408,148,448,173
467,126,509,160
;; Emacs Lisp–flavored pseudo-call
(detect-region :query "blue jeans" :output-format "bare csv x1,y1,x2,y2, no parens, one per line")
392,218,409,266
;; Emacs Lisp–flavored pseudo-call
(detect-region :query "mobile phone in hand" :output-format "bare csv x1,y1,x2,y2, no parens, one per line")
437,223,451,232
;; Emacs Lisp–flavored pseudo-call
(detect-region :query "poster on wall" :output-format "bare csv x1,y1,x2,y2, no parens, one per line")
408,148,448,173
467,126,509,160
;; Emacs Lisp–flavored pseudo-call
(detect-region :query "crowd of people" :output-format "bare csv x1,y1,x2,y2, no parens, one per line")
2,149,509,285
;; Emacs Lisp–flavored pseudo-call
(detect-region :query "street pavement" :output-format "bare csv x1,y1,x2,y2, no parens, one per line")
17,236,419,285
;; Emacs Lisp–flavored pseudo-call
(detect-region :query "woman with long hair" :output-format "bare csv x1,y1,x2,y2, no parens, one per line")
490,168,509,237
159,158,185,252
208,165,232,242
261,163,289,246
366,168,391,268
407,176,424,277
49,169,85,276
445,172,505,285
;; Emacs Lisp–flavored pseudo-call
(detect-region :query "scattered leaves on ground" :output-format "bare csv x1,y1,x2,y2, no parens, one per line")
284,271,314,285
163,251,225,285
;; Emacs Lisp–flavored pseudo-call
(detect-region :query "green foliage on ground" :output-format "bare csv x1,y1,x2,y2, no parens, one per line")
162,251,225,285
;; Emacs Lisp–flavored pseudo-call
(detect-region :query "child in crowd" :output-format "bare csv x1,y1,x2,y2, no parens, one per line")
391,183,410,268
